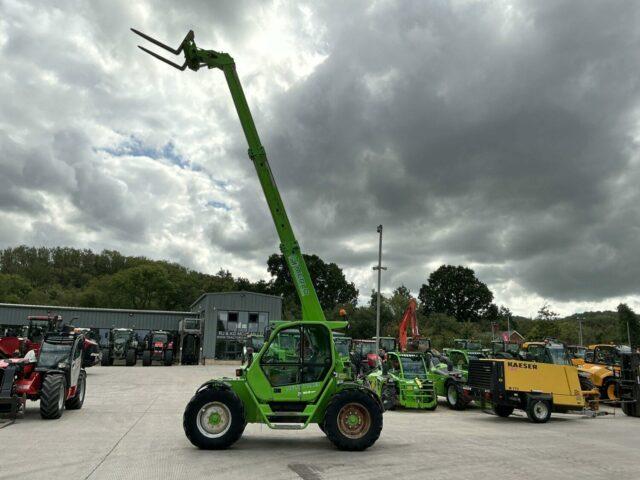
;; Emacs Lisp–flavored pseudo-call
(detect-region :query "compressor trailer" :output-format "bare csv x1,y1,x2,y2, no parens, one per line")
466,358,600,423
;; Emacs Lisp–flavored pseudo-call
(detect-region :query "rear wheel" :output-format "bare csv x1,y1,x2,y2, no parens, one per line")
622,402,640,417
445,381,466,410
526,398,551,423
40,374,66,419
493,404,514,418
381,384,397,411
324,389,383,451
125,349,136,366
101,350,111,367
142,350,151,366
164,349,173,366
66,370,86,410
183,388,246,449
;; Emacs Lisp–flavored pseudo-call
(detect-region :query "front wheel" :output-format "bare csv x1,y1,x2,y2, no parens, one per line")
40,374,66,419
622,401,640,417
164,350,173,366
125,349,136,366
142,350,151,366
445,382,466,410
602,379,619,401
381,384,397,411
324,389,383,451
183,388,246,450
66,370,86,410
526,398,552,423
101,350,111,367
493,404,514,418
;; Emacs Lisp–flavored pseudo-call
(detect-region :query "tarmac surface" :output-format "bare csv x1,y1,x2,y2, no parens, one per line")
1,364,639,480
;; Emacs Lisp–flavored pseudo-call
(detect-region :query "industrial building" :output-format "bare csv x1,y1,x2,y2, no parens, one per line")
0,291,282,361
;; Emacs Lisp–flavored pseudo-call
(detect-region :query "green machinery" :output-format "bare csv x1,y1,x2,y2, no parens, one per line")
367,352,437,411
133,29,383,451
426,353,470,409
332,333,352,364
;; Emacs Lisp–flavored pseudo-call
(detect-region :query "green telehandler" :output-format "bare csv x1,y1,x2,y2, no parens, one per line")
133,29,383,451
367,351,438,411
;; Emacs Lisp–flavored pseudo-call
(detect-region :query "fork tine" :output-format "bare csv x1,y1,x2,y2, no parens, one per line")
131,28,183,55
137,46,188,70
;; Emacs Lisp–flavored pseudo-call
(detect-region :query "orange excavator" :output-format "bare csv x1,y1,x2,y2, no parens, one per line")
398,299,431,352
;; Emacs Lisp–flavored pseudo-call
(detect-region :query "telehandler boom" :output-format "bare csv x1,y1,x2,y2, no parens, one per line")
132,29,324,323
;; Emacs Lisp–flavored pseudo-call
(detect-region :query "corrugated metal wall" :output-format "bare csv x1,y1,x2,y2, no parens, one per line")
0,303,196,330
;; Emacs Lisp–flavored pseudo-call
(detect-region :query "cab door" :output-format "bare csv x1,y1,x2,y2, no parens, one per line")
69,337,83,388
298,324,333,402
254,327,302,402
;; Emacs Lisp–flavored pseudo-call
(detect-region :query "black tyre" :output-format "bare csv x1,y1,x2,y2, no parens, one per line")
101,350,111,367
142,350,151,366
493,404,514,418
40,374,66,419
125,349,136,366
164,350,173,367
579,374,595,392
526,398,552,423
622,402,640,417
66,370,86,410
183,388,246,449
318,422,326,434
324,389,383,451
445,381,466,410
381,384,397,411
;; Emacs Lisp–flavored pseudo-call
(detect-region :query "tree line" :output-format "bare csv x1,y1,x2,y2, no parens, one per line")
0,246,637,348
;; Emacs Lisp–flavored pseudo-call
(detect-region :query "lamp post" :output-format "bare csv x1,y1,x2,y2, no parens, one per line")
578,315,584,346
373,225,387,351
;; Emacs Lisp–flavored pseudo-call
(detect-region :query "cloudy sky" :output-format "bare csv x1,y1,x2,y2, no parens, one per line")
1,0,639,316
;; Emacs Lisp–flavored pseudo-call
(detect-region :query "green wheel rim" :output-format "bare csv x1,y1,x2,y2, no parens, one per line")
197,401,232,438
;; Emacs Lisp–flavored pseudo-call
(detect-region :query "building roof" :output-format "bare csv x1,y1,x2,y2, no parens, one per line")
189,290,283,309
0,302,195,316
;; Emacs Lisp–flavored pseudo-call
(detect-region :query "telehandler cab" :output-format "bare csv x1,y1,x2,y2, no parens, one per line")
133,28,383,451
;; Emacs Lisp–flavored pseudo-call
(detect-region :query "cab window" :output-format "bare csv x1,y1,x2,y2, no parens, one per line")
260,325,332,387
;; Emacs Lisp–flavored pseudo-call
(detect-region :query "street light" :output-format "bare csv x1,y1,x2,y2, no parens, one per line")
578,315,584,346
373,225,387,351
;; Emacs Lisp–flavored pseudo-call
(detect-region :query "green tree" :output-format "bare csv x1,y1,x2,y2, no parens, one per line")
0,273,32,303
418,265,493,322
105,264,176,310
617,303,640,347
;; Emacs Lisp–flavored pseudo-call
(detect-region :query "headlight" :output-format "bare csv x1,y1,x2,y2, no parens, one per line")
58,362,69,369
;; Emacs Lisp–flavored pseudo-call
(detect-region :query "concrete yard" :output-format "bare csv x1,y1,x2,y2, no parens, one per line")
1,365,639,480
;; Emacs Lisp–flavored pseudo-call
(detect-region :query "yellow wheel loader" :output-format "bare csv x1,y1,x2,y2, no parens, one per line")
571,344,631,401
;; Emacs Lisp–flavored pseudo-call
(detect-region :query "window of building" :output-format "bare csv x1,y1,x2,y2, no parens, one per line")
248,313,258,323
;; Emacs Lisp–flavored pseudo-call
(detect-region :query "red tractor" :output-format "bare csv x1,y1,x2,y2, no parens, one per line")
0,330,86,419
0,315,62,359
142,330,174,366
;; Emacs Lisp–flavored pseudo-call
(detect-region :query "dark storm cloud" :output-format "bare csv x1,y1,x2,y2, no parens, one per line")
262,1,640,303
